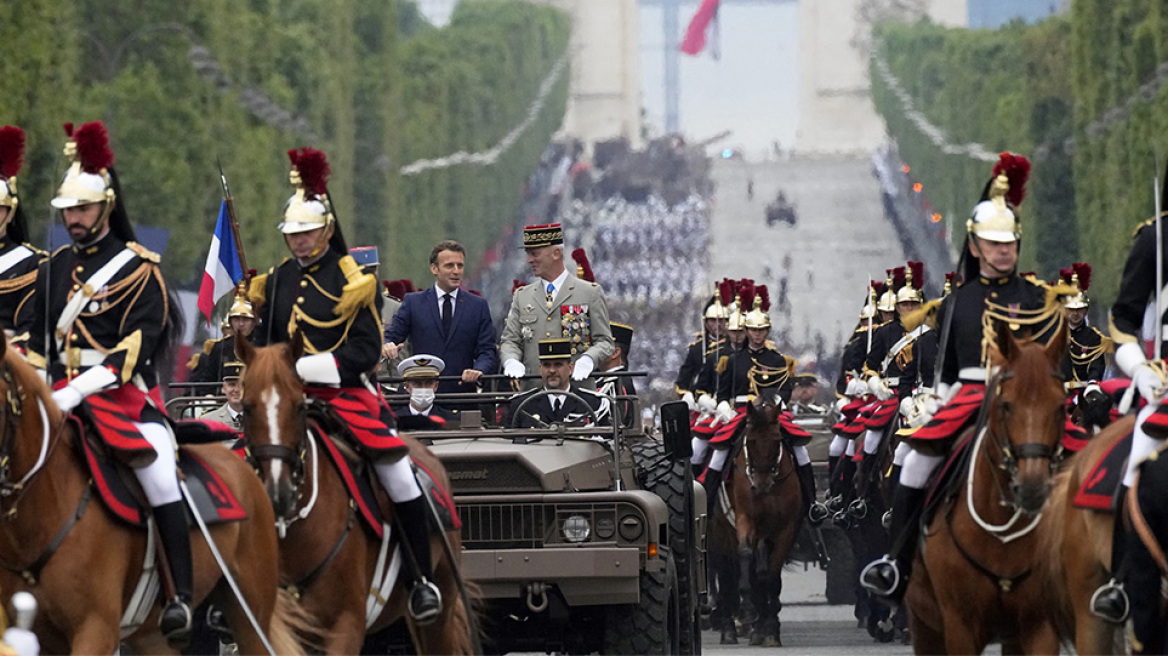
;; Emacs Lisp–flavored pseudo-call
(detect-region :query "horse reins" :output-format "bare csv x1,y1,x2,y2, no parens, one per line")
743,414,793,493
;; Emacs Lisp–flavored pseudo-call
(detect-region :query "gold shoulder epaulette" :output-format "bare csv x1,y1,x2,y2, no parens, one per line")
901,299,941,332
687,337,701,347
335,254,377,318
23,243,48,257
765,339,778,350
248,271,270,306
186,353,201,370
52,245,69,257
202,337,223,354
126,241,161,263
715,355,730,374
1133,216,1157,238
784,354,797,378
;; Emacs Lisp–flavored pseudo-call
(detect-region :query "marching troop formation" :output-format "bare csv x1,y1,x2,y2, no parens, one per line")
0,114,1163,654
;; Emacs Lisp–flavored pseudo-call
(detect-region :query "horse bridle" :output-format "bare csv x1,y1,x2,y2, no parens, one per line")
0,363,26,496
246,401,309,516
743,416,790,494
984,367,1066,491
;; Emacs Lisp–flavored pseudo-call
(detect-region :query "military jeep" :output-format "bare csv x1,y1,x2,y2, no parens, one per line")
423,392,705,655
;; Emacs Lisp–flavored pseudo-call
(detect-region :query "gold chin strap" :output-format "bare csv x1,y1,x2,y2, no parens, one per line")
297,222,334,260
66,201,114,243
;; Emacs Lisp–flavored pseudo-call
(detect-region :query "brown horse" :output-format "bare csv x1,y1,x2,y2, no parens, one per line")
904,322,1067,654
1038,415,1133,654
235,335,477,654
0,334,304,654
725,395,804,647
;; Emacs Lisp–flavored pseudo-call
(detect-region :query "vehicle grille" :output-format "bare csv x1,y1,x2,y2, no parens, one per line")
458,503,554,549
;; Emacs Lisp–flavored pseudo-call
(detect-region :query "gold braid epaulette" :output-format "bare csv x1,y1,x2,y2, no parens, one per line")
335,254,377,319
248,272,269,306
980,282,1070,372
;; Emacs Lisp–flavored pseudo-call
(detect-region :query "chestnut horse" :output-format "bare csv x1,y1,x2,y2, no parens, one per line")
1038,415,1133,654
905,322,1067,654
0,334,303,654
726,395,804,647
235,336,477,654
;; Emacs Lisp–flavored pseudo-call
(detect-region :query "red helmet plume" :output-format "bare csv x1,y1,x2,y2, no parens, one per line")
738,281,755,312
891,266,906,290
1072,262,1092,291
70,121,115,174
992,152,1031,208
571,248,595,283
512,279,525,294
718,278,735,306
907,261,924,289
755,285,771,312
0,126,26,180
287,147,331,198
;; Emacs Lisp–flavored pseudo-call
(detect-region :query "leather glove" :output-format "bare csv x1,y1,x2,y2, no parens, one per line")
570,355,594,381
295,354,341,385
715,400,736,424
868,375,893,401
697,393,716,414
503,359,526,379
51,365,117,414
681,391,696,412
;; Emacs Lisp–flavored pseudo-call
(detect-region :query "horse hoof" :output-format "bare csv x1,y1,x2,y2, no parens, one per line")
875,627,895,644
720,631,738,645
764,636,782,647
749,631,764,646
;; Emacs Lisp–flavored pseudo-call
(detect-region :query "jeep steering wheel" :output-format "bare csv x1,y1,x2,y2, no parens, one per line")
510,389,599,429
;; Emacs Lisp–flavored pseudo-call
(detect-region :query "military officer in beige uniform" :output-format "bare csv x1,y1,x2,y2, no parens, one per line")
500,223,614,384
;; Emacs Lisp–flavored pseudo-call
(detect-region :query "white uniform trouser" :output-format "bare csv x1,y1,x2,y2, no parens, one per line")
845,439,856,457
374,457,423,503
899,449,944,490
691,437,710,466
1123,402,1163,487
893,440,912,467
829,435,848,458
793,444,810,466
131,421,182,506
862,428,884,456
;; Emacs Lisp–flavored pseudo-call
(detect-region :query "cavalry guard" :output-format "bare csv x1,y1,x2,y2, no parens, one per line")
248,147,442,624
861,153,1057,600
23,121,193,645
0,126,45,352
1092,167,1168,624
597,322,636,428
189,289,256,385
1058,263,1110,385
676,281,730,407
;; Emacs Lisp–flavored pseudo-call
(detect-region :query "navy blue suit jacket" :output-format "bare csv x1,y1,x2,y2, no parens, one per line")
385,287,499,393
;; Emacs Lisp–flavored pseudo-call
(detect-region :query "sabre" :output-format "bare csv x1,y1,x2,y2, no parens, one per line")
1156,155,1164,361
178,479,277,656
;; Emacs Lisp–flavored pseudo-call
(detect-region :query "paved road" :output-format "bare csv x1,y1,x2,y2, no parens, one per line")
708,155,904,365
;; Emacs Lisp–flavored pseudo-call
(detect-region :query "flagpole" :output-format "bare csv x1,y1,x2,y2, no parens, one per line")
217,159,249,282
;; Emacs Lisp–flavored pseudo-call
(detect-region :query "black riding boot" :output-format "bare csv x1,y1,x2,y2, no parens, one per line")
154,500,194,649
797,463,824,525
826,455,840,491
1091,485,1130,624
396,496,443,625
860,486,926,601
703,467,725,520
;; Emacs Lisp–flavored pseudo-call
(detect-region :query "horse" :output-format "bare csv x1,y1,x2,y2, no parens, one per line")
234,334,478,655
0,332,304,654
904,321,1067,654
725,393,804,647
1038,414,1134,654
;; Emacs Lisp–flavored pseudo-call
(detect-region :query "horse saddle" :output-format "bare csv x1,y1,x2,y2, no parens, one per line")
73,416,248,527
921,429,977,526
307,416,460,542
1073,429,1134,511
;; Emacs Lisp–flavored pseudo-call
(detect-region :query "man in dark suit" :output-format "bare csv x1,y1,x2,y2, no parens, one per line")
382,240,499,393
505,339,610,429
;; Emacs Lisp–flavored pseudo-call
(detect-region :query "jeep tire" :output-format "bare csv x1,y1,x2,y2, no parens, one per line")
602,550,680,655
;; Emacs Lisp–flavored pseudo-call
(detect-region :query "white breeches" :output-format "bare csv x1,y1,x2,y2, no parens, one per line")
793,444,810,466
845,439,856,456
899,449,944,490
131,421,181,506
829,435,848,458
862,428,883,455
708,448,730,473
1124,403,1163,487
893,440,912,467
375,457,422,503
691,437,710,465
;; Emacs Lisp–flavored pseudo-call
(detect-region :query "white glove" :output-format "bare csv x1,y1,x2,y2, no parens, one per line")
868,375,893,401
1116,342,1165,405
681,391,696,411
844,377,867,397
295,354,341,385
697,393,716,414
571,355,594,381
51,365,117,413
899,395,914,418
833,397,848,413
715,400,736,424
3,628,38,656
503,359,526,379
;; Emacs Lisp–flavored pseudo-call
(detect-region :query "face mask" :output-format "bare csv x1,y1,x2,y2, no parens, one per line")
410,388,435,409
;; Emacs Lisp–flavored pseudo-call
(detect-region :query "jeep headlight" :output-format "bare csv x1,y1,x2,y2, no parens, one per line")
562,515,591,543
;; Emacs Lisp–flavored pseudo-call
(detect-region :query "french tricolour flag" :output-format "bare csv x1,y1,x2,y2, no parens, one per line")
197,201,244,325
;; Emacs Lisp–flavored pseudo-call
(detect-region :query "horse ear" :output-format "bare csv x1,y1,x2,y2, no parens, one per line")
235,330,254,366
0,329,8,355
994,319,1018,363
288,330,305,363
1044,318,1069,368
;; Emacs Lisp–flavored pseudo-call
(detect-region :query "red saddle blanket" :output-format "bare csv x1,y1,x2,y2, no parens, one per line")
310,420,460,541
76,417,247,527
861,397,900,431
1073,429,1133,511
907,384,986,442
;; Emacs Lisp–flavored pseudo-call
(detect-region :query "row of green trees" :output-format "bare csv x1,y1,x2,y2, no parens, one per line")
872,2,1168,305
0,0,569,286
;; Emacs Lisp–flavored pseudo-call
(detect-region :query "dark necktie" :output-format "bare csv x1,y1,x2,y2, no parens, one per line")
553,397,563,416
442,293,453,334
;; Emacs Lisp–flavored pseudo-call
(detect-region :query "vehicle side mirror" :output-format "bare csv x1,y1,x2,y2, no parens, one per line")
659,401,692,461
